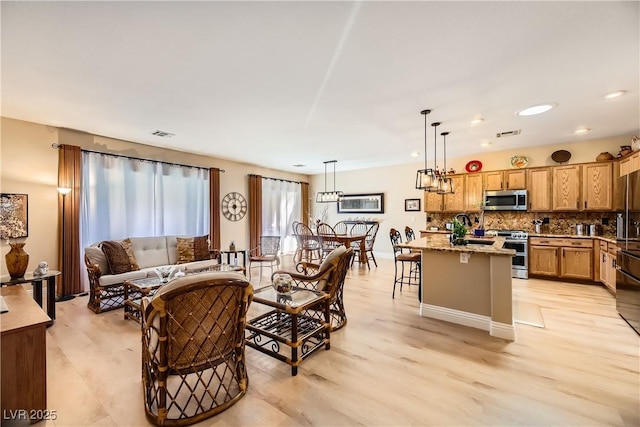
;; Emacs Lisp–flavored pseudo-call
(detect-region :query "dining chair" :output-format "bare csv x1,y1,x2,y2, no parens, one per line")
351,222,379,269
389,228,421,299
349,222,368,237
333,221,348,236
316,223,340,260
248,236,281,283
293,221,321,263
141,272,253,426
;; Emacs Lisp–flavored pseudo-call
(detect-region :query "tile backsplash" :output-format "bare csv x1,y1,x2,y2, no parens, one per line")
426,211,618,236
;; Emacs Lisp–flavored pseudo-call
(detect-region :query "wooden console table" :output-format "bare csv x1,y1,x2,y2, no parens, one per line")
1,285,51,423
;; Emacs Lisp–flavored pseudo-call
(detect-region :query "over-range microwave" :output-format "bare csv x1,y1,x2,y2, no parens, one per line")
483,190,527,211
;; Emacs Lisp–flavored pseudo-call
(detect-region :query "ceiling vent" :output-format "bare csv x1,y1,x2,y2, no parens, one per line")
151,130,175,138
496,129,521,138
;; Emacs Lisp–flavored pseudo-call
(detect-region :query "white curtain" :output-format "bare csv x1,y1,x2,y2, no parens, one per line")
81,152,209,247
261,179,301,254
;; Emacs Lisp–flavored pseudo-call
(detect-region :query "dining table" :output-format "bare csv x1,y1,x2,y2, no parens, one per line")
318,233,367,266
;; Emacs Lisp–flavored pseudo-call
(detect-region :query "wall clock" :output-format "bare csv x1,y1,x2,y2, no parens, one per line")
221,192,247,221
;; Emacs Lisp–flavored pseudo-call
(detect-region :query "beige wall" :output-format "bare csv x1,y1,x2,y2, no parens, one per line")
310,134,633,259
1,117,309,276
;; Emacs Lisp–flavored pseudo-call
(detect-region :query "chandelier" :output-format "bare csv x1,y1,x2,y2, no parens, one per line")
415,109,437,190
316,160,344,203
436,131,454,194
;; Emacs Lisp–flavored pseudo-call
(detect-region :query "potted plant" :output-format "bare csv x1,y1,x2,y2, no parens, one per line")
452,218,468,245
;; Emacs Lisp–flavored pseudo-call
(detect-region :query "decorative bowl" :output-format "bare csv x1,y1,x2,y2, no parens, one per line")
272,273,293,295
154,266,175,283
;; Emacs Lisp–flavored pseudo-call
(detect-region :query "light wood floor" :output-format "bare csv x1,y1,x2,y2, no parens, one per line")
34,257,640,426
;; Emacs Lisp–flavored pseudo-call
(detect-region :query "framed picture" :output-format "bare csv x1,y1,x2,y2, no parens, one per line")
404,198,421,212
0,193,29,240
337,193,384,214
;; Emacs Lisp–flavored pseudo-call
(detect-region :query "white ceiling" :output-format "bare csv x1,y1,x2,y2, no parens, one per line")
2,1,639,174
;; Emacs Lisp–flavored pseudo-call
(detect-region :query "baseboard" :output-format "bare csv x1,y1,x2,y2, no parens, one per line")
420,303,515,341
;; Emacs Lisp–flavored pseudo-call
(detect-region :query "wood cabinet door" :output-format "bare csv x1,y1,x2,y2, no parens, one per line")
505,170,526,190
560,247,593,280
464,173,484,212
484,171,504,191
582,162,612,210
552,165,581,211
424,191,443,212
599,250,608,284
443,175,465,212
529,246,559,276
606,253,617,293
527,167,552,211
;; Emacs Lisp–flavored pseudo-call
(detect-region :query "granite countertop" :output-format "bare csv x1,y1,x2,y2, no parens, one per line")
421,230,618,244
400,234,515,257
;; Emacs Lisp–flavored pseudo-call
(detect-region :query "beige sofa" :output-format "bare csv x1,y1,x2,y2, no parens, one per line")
84,236,218,313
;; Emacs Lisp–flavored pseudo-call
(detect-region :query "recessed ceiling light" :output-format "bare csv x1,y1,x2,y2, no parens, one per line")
293,164,306,168
411,151,420,158
516,103,556,116
470,118,484,125
574,128,591,134
480,141,492,147
604,90,627,99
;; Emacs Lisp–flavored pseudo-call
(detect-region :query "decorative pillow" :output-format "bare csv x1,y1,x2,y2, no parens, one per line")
121,238,139,271
177,235,211,264
100,240,133,274
193,235,210,261
85,246,110,275
176,237,195,264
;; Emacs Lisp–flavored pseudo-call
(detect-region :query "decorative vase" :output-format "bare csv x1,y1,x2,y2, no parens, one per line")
5,242,29,279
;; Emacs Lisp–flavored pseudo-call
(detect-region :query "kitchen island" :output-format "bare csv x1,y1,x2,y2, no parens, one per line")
403,234,516,340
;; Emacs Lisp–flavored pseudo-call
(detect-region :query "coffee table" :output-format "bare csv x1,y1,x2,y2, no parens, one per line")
123,264,244,323
245,286,330,376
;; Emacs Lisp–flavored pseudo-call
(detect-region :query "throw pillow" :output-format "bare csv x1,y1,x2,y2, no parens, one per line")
176,237,195,264
193,235,210,261
177,235,211,264
100,240,133,274
121,238,140,270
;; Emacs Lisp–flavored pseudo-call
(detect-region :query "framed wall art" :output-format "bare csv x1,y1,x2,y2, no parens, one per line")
0,193,28,240
404,198,421,212
337,193,384,214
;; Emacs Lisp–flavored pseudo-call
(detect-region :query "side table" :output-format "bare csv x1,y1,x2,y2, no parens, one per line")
1,271,59,326
245,286,330,376
217,249,248,275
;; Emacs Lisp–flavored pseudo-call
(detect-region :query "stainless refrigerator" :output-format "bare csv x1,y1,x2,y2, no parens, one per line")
616,169,640,335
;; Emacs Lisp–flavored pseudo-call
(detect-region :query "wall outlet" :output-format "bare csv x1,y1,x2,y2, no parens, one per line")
427,216,432,222
602,218,609,225
542,217,550,224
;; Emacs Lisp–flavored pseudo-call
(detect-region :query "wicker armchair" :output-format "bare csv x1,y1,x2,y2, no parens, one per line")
141,272,253,426
272,246,353,331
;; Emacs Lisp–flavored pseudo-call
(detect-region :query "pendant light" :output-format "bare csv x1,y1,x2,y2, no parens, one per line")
415,109,437,190
437,131,454,194
426,121,442,193
316,160,344,203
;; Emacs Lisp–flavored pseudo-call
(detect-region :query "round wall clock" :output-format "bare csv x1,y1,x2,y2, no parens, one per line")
221,192,247,221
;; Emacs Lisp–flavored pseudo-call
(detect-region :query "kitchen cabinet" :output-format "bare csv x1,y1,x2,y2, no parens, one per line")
529,244,559,276
443,175,465,212
600,242,618,294
423,191,443,212
527,167,552,211
484,170,526,191
464,173,484,212
582,162,612,210
552,165,581,211
619,151,640,176
529,237,593,280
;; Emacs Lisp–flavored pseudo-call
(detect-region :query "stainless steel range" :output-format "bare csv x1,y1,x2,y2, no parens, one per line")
488,229,529,279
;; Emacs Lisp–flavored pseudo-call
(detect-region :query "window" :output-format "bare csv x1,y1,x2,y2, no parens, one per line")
261,179,301,254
